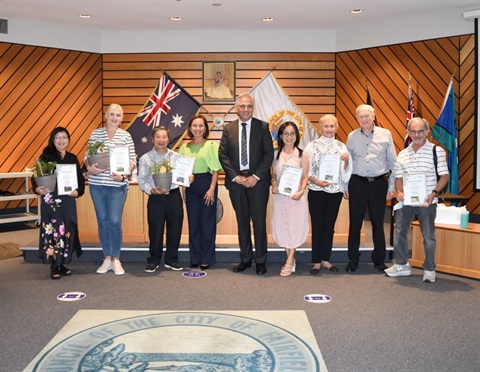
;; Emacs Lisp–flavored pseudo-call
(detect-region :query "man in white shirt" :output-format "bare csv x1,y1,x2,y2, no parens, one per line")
385,117,449,283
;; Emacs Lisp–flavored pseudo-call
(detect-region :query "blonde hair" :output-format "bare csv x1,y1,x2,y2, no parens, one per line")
105,103,123,119
318,114,339,131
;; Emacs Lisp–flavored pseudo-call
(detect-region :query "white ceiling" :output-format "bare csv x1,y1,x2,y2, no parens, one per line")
1,0,479,32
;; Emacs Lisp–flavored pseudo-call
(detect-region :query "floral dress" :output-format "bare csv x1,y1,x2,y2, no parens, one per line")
33,152,85,265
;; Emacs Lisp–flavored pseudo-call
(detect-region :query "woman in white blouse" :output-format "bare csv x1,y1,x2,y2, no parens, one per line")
304,114,352,275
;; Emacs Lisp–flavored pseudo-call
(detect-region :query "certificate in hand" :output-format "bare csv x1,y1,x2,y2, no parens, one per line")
56,164,78,195
403,173,427,206
109,146,131,175
278,165,303,197
171,154,196,187
318,154,341,183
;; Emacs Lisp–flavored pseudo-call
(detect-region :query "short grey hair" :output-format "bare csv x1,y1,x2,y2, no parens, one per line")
407,117,429,131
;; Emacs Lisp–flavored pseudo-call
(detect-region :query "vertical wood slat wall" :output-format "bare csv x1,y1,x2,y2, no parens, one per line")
0,35,478,214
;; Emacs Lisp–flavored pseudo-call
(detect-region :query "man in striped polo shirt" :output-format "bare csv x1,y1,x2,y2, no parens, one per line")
385,117,449,283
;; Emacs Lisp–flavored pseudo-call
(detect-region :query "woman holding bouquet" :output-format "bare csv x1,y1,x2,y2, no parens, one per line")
33,127,85,280
85,103,136,276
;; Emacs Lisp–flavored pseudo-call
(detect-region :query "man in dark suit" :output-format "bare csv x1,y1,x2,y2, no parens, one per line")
219,93,274,274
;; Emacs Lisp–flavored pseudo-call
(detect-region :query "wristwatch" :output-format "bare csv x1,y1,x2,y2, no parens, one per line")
432,190,440,196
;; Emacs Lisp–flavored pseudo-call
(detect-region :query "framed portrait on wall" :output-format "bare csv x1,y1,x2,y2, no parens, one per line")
202,62,236,103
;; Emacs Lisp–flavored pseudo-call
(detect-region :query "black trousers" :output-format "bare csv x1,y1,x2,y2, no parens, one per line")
146,189,183,265
228,186,269,264
347,175,388,264
308,190,343,263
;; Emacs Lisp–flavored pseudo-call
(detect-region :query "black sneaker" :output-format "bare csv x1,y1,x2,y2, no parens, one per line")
145,263,159,273
164,262,183,271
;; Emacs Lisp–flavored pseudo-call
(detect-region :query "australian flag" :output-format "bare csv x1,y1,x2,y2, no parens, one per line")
126,72,201,160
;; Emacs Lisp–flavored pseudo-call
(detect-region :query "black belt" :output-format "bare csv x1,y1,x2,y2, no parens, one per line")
240,170,250,176
352,172,390,182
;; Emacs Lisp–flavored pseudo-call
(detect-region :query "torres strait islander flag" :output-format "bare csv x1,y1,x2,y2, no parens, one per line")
126,72,201,159
249,71,319,150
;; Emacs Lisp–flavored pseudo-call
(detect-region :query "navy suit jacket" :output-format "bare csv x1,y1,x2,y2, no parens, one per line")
219,117,274,190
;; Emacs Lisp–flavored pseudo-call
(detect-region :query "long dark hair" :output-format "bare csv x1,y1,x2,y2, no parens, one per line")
276,121,302,160
40,127,70,162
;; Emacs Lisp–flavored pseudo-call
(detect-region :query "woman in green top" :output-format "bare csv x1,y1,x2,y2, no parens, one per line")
179,115,223,270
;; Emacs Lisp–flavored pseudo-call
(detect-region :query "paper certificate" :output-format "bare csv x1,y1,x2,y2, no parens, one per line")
318,154,341,183
278,165,303,197
403,173,427,206
171,155,196,187
109,146,131,175
56,164,78,195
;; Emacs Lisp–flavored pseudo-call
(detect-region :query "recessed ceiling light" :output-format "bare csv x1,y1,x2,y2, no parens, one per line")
350,9,363,14
212,3,222,6
79,14,91,19
262,17,274,22
170,16,182,21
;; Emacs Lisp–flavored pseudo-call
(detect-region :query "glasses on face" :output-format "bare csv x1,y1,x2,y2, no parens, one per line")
409,129,426,135
281,131,296,137
54,136,68,141
238,105,253,110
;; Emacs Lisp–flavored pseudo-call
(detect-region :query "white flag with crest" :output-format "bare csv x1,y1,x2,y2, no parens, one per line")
249,71,319,149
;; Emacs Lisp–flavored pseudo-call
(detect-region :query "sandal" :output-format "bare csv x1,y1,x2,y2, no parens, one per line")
50,266,61,280
59,264,72,276
280,261,296,277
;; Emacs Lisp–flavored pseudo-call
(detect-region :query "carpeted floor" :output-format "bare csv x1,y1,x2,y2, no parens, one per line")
25,309,326,371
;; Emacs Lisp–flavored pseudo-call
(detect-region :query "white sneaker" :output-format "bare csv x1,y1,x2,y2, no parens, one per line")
384,263,412,277
96,258,112,274
423,270,436,283
112,260,125,276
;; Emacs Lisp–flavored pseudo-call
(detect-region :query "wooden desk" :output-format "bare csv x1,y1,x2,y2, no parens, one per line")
410,221,480,279
77,184,364,246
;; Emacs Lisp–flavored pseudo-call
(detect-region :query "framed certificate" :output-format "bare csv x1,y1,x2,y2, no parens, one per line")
171,155,196,187
318,154,341,183
403,173,427,206
109,146,131,175
56,164,78,195
278,165,303,196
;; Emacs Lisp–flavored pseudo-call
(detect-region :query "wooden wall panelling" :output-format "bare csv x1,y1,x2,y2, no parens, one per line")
1,40,478,214
336,35,478,214
0,43,103,209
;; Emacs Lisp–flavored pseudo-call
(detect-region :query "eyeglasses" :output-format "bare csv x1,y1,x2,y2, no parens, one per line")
238,105,254,110
408,129,426,135
54,136,68,141
281,132,297,137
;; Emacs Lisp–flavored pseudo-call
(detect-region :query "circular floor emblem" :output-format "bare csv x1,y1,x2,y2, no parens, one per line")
304,294,332,304
57,292,86,302
31,312,321,371
182,271,207,278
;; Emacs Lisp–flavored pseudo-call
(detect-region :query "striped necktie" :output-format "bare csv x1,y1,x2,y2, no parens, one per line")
241,122,247,167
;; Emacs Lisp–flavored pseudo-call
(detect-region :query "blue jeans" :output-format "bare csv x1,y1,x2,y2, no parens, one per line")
394,203,437,271
90,184,127,258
